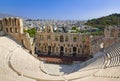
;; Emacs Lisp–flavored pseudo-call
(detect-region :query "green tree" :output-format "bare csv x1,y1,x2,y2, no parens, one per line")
85,13,120,28
24,28,37,37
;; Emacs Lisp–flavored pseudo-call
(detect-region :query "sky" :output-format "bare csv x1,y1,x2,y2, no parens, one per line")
0,0,120,20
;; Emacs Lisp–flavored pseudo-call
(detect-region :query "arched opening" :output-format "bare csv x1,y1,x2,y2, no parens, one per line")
60,35,64,42
4,18,7,26
17,19,20,26
60,46,64,56
15,28,18,33
55,36,59,41
10,28,13,33
73,47,77,57
15,18,17,26
48,46,51,55
65,47,67,53
6,28,8,32
65,36,69,42
9,18,11,26
73,36,77,42
7,19,9,26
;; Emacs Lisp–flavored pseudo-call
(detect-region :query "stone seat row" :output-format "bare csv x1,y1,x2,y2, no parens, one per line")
1,36,120,81
0,36,36,81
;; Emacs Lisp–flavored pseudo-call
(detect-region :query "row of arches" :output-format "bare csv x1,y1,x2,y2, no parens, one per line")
39,35,79,42
6,28,18,33
57,35,78,42
37,46,80,57
37,42,87,49
3,18,20,26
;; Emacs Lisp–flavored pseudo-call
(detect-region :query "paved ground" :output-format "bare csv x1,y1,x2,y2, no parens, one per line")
41,61,81,75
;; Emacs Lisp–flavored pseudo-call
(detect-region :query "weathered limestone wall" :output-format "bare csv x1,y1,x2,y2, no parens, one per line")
1,17,34,54
104,26,120,48
1,17,120,57
35,26,91,57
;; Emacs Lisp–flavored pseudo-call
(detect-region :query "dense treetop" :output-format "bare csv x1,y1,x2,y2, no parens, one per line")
24,28,37,37
85,13,120,28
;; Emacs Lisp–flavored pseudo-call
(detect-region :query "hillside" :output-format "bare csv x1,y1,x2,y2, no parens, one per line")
85,13,120,28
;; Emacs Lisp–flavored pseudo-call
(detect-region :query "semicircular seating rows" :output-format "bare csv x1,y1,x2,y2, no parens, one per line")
0,36,120,81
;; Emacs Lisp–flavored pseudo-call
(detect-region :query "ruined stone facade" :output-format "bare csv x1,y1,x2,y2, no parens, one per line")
90,36,104,54
0,17,120,57
0,17,34,54
2,17,23,42
35,26,92,57
35,26,120,57
104,26,120,48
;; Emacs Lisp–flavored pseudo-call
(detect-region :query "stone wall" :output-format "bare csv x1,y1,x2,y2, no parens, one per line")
1,17,120,57
104,26,120,48
35,25,91,57
0,17,34,54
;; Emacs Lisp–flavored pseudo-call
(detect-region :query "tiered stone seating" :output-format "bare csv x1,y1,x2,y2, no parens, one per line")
10,46,66,81
94,66,120,78
73,52,105,71
104,43,120,68
91,43,120,79
0,36,36,81
1,36,120,81
72,76,120,81
8,35,105,81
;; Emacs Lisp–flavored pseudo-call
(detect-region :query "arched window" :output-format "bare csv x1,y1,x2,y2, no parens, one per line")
15,18,17,26
68,44,70,47
78,48,80,53
73,47,77,52
9,18,11,26
6,28,8,32
73,47,77,57
10,28,13,33
17,19,20,26
69,48,71,53
12,19,15,26
47,46,51,55
60,46,64,51
65,36,69,41
7,19,9,26
60,35,64,42
40,35,44,40
15,28,18,33
65,47,67,53
5,18,8,26
55,36,58,41
47,36,51,40
73,36,77,42
60,46,64,56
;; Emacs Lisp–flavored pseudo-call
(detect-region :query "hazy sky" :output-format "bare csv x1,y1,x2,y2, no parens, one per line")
0,0,120,20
